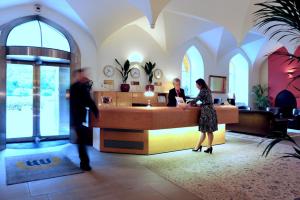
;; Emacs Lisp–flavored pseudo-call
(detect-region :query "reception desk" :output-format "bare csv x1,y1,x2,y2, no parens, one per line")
91,106,238,154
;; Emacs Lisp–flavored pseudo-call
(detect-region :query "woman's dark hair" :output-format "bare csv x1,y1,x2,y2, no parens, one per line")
196,78,209,90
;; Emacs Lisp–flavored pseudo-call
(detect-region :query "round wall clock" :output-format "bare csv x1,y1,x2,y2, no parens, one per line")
103,65,115,77
130,67,140,79
154,69,163,79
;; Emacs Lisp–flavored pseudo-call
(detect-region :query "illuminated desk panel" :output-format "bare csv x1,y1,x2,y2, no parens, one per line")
91,106,238,155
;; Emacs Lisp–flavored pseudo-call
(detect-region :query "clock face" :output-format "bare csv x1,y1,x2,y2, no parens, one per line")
130,68,140,79
154,69,163,79
103,65,114,77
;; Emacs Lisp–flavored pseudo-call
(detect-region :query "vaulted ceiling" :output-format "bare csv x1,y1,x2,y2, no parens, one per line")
0,0,288,64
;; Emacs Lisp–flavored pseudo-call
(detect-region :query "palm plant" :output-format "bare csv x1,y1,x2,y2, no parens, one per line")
254,0,300,160
261,134,300,160
254,0,300,92
252,84,270,110
142,61,156,84
115,59,133,83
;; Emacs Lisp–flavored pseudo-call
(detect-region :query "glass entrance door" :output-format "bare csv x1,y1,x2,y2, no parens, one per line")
40,66,70,137
6,64,33,139
6,63,70,142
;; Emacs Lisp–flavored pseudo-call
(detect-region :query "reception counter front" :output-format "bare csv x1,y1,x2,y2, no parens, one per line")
91,106,238,154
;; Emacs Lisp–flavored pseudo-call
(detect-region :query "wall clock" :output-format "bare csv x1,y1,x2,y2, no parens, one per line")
154,69,163,79
130,67,140,79
103,65,115,77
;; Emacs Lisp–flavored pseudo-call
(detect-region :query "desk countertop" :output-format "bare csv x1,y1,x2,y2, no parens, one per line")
91,105,238,130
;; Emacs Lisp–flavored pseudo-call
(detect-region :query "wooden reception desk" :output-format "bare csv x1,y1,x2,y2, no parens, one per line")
91,106,238,154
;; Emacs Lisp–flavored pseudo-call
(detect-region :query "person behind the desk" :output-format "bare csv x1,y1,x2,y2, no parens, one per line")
167,78,186,107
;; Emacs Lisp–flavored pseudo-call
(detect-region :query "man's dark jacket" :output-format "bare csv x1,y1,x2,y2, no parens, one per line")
70,80,99,126
167,88,186,107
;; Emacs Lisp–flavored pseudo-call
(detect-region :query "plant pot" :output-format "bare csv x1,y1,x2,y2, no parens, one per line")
145,84,154,92
120,83,130,92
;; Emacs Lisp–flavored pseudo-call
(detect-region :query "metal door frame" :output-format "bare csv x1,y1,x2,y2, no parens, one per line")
6,60,70,143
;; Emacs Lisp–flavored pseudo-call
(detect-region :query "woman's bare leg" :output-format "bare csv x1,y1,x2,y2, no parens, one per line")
194,132,206,149
207,132,214,148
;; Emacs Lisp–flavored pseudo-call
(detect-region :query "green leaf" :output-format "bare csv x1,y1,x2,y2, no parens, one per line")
115,68,123,76
254,0,300,44
115,58,123,69
124,59,130,72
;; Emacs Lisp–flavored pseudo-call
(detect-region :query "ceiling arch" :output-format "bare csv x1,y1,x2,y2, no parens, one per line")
0,0,289,66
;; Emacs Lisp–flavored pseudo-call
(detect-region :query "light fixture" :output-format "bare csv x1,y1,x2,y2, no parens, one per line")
128,52,143,63
287,68,295,78
144,88,154,107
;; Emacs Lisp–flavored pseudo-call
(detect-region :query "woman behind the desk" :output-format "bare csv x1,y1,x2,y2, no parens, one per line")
190,78,218,154
167,78,186,107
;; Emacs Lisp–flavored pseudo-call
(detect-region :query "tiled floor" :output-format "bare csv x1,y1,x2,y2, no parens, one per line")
0,144,200,200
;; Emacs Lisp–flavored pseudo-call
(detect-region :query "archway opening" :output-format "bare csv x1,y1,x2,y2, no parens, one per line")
181,46,204,97
229,53,249,106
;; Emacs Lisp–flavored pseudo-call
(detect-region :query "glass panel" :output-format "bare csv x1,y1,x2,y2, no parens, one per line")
40,21,70,52
7,20,70,52
6,20,41,47
229,53,249,105
182,55,191,96
6,63,33,139
181,46,205,97
40,66,70,136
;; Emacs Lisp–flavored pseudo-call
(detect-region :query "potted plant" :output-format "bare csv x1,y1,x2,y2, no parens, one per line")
252,84,270,110
115,58,133,92
142,61,156,91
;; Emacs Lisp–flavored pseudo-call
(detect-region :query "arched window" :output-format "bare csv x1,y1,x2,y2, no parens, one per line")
7,20,70,52
229,53,249,105
181,46,204,97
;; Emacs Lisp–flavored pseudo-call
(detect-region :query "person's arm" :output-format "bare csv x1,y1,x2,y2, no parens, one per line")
82,88,99,118
189,90,204,105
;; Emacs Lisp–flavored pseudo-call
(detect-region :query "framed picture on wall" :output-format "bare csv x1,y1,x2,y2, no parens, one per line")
209,75,226,93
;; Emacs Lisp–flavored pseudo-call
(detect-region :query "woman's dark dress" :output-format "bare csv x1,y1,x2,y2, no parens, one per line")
193,89,218,132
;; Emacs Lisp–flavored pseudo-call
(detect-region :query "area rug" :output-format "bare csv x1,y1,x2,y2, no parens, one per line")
135,132,300,200
5,152,83,185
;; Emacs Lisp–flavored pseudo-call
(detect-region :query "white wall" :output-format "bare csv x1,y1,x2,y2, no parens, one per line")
92,24,231,103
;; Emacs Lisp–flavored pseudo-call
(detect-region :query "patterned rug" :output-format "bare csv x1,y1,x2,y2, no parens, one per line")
135,132,300,200
6,152,83,185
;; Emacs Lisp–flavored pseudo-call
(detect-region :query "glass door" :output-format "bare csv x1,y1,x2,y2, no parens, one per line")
6,63,34,139
40,66,70,137
6,63,70,142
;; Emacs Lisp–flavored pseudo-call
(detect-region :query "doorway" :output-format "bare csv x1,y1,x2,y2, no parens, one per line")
6,62,70,142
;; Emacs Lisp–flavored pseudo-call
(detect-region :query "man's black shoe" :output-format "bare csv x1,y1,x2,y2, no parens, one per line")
80,165,92,171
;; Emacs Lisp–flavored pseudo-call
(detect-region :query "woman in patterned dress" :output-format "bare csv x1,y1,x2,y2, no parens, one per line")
190,78,218,154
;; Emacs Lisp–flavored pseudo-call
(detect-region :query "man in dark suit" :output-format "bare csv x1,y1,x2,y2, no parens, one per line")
70,68,99,171
167,78,186,107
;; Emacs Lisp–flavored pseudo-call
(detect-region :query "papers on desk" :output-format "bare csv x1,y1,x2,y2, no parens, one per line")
175,97,187,107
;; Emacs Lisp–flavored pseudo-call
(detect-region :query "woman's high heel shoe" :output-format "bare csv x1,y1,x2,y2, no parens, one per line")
204,147,213,154
192,146,202,152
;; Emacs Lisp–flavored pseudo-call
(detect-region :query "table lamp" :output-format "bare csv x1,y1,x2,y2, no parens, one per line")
144,85,154,107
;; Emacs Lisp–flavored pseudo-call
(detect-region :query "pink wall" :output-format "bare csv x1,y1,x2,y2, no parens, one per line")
268,47,300,107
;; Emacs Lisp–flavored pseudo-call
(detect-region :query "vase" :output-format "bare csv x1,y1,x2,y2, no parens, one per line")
145,84,154,91
120,83,130,92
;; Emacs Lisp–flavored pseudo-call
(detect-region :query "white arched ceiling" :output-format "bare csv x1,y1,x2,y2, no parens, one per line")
127,15,167,51
128,0,170,28
241,31,266,65
163,10,218,51
65,0,144,46
165,0,253,44
0,0,291,67
0,0,89,33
